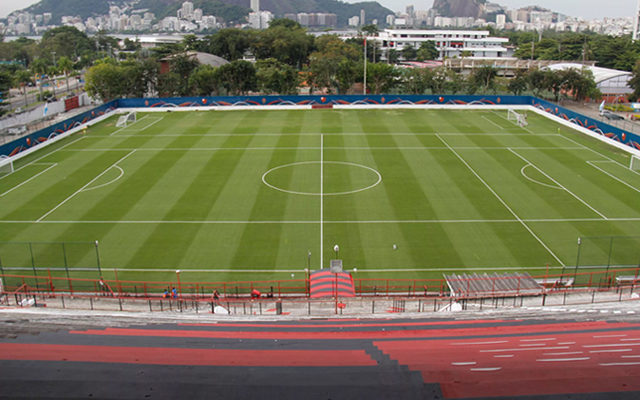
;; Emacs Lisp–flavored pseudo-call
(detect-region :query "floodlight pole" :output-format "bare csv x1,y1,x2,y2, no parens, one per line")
334,244,339,260
95,241,102,277
176,270,182,299
574,237,582,280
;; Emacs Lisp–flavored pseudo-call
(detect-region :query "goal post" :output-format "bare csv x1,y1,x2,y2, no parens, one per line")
631,155,640,171
0,156,13,177
115,111,137,128
507,109,528,127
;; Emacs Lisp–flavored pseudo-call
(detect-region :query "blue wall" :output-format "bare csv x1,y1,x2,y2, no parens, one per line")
2,95,639,158
0,101,117,159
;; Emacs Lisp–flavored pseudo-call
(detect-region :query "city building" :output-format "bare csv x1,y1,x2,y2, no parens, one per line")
251,0,260,13
248,11,273,29
372,29,516,61
634,0,640,41
348,16,360,27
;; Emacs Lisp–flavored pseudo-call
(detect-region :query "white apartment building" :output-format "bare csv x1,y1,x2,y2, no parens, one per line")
373,29,516,61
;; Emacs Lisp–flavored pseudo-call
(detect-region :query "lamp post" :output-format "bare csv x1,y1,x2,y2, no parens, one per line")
334,244,339,260
52,51,56,67
176,270,182,298
307,251,311,296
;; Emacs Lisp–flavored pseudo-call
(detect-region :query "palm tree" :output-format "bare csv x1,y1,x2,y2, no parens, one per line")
29,58,48,101
14,70,33,107
57,56,74,94
48,65,59,98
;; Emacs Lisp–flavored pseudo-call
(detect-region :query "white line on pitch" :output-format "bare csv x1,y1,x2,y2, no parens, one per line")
470,367,502,372
110,115,149,136
587,161,640,194
509,149,608,220
519,344,547,347
138,116,164,132
492,110,535,134
583,343,640,348
494,355,514,358
482,115,505,131
0,163,57,197
536,357,590,362
57,146,588,152
36,150,136,222
543,352,584,356
589,349,632,353
451,362,476,366
600,362,640,366
520,338,556,342
437,134,565,267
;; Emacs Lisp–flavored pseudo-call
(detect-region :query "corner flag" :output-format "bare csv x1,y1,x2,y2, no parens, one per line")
599,100,605,113
43,102,49,117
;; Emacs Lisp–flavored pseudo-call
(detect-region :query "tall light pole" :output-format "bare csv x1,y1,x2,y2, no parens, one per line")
307,251,311,296
52,51,56,67
334,244,339,260
363,37,367,95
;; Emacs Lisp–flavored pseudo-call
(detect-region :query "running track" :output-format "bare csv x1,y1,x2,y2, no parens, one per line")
1,317,640,399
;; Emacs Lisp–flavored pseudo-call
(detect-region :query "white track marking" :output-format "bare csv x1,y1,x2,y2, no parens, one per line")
0,163,57,197
621,355,640,358
520,164,563,190
452,341,509,346
587,161,640,194
536,357,590,362
452,362,477,366
594,334,627,338
481,347,569,353
600,362,640,366
482,115,505,130
470,367,502,372
81,166,124,192
620,338,640,342
320,133,323,270
36,150,136,222
557,342,576,345
494,355,514,358
510,149,608,220
543,352,584,356
110,115,149,136
437,135,565,267
520,344,547,347
589,349,632,353
520,338,556,342
583,343,640,348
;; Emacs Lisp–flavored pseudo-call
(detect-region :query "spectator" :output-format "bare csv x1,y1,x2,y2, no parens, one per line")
172,287,177,299
163,289,169,298
251,289,261,299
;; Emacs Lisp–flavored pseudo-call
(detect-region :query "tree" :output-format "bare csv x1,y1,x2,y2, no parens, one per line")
168,53,200,96
206,29,254,61
216,60,256,95
629,60,640,102
401,68,433,95
253,24,315,68
189,65,220,96
470,65,498,94
360,24,379,36
416,42,438,61
57,56,74,94
13,69,33,106
0,71,11,116
336,58,360,94
255,59,299,95
429,67,448,94
30,58,48,101
526,68,548,97
85,62,124,101
366,62,399,94
387,49,399,64
309,35,360,94
508,73,528,96
401,44,417,61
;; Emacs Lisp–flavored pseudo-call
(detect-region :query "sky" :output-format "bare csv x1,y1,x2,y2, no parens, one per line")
0,0,637,21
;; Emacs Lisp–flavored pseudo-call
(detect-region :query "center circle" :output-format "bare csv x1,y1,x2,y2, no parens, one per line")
262,161,382,196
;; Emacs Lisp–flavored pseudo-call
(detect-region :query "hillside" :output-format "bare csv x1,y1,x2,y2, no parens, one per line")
432,0,487,18
20,0,394,27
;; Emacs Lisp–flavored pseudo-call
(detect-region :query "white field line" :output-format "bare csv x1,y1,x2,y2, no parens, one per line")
557,134,634,171
110,115,149,136
0,163,57,197
492,110,535,134
451,362,477,366
482,115,504,131
94,132,561,138
57,146,588,152
2,217,639,225
137,116,164,132
437,134,565,267
36,150,136,222
0,136,86,182
600,362,640,366
320,133,324,270
520,338,556,342
536,357,590,362
543,352,584,356
583,343,640,348
521,165,563,190
470,367,502,372
509,149,608,220
587,161,640,194
589,349,632,353
81,166,124,192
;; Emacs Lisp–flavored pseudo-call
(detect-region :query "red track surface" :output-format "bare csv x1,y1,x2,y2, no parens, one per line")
0,343,376,367
375,323,640,398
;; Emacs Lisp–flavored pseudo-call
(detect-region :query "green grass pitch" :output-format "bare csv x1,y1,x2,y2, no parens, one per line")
1,108,640,285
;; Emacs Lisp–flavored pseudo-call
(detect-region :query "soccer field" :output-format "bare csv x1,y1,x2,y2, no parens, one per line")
1,108,640,284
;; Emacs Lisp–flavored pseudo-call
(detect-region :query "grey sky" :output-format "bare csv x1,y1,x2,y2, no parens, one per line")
0,0,636,21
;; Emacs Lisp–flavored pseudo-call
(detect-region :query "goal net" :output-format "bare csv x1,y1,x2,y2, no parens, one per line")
631,155,640,171
507,109,528,127
0,156,13,178
115,111,137,128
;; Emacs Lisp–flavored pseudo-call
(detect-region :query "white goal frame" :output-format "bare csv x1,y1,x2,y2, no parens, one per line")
507,108,528,127
631,155,640,171
116,111,137,128
0,155,13,177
